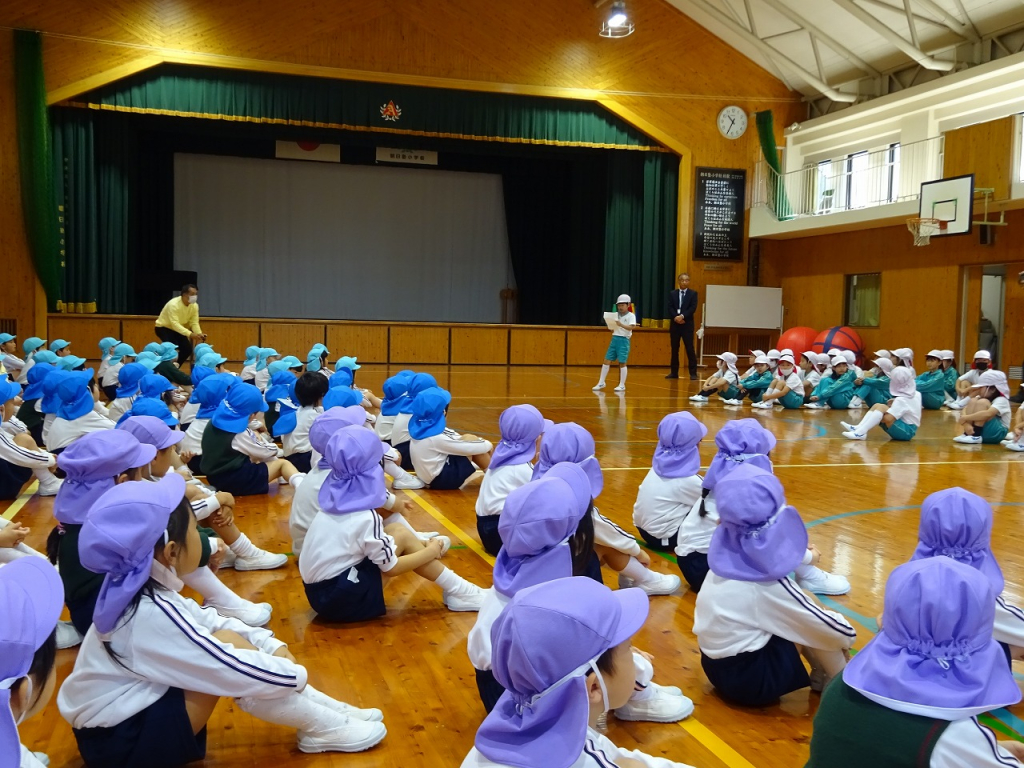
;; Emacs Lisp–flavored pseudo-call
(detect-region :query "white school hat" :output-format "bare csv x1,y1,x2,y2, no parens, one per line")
779,348,793,358
970,370,1009,398
754,355,771,365
926,349,943,360
616,294,631,304
973,350,991,360
873,349,892,359
716,352,739,374
779,352,796,365
828,347,842,356
940,350,955,360
830,355,848,367
749,349,765,358
766,349,781,360
841,350,856,365
873,358,894,375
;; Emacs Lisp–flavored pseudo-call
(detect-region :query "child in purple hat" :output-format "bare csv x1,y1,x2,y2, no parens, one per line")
910,487,1024,663
694,463,856,708
534,422,681,596
632,412,706,553
0,558,64,768
200,382,305,495
0,378,61,500
462,576,698,768
807,557,1024,766
58,473,387,763
410,387,494,490
475,404,552,555
300,425,483,620
468,466,692,724
45,370,116,452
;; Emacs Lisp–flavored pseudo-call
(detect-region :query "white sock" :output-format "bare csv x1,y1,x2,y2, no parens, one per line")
853,410,884,435
598,364,610,385
228,532,261,559
434,566,460,591
621,556,655,584
794,563,822,580
381,512,417,536
182,566,249,611
32,467,55,483
290,473,306,488
383,457,413,482
236,691,349,735
618,367,628,385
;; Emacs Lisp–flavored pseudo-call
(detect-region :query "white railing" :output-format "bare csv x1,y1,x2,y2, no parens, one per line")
753,136,945,220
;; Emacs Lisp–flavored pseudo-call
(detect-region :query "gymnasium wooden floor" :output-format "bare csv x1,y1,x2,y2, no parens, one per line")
10,364,1024,768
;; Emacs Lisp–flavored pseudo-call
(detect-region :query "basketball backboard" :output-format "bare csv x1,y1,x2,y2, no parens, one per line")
919,174,975,237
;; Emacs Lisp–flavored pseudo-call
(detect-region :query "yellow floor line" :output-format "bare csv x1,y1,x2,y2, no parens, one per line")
601,458,1022,472
2,482,38,520
405,488,757,768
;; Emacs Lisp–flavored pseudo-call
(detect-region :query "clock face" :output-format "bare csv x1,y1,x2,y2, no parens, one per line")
717,106,748,140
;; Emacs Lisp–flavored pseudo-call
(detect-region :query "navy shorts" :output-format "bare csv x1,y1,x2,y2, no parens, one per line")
477,515,503,556
583,551,604,584
636,526,678,552
677,551,710,593
286,450,312,474
475,668,506,714
429,455,477,490
393,441,412,469
67,590,100,636
73,686,207,768
207,461,270,496
701,634,811,708
304,557,386,623
0,458,33,500
29,422,44,447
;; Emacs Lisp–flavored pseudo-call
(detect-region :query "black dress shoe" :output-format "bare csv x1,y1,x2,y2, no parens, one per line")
665,374,678,379
689,374,698,381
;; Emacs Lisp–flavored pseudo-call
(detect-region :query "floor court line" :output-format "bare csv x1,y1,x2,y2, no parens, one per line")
405,489,758,768
600,458,1024,471
2,482,38,521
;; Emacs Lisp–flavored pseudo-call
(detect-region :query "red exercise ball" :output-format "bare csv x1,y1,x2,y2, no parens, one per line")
811,326,865,363
776,327,818,359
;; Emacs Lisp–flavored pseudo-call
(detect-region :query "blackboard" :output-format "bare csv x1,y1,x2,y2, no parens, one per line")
693,167,746,262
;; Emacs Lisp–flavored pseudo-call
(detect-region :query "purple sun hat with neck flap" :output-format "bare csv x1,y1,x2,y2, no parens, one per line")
310,406,369,470
708,463,807,582
318,425,387,515
476,577,649,768
493,477,580,599
845,557,1020,720
531,422,603,498
490,404,551,470
702,418,776,492
652,411,707,478
911,487,1003,593
54,431,156,525
540,462,593,521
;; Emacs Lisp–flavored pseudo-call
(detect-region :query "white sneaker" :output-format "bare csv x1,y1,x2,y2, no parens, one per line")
31,753,50,767
722,398,742,405
689,394,708,403
615,687,694,723
234,550,289,571
298,720,387,754
614,384,626,392
623,571,682,596
953,434,982,444
796,567,851,596
839,421,857,432
56,620,83,649
315,699,384,723
946,401,965,411
1001,436,1015,445
842,430,866,441
392,475,426,490
592,382,606,391
848,396,864,408
1006,442,1024,452
417,533,451,555
443,582,486,612
213,601,273,627
36,473,63,497
752,401,772,409
218,547,237,569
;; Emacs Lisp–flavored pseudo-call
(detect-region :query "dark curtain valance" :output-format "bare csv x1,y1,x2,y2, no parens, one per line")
67,64,669,153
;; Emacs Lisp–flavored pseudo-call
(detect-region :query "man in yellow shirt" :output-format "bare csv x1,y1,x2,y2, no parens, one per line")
155,283,205,365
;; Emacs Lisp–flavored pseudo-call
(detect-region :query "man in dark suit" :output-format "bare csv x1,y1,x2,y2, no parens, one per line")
666,272,698,380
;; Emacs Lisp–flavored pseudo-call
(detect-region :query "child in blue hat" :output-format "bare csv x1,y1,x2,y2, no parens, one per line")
0,333,23,381
99,343,137,400
15,337,47,386
154,342,193,388
45,371,116,453
409,387,493,490
0,378,61,500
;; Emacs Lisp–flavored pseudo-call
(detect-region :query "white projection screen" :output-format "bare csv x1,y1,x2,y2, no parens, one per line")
173,154,514,322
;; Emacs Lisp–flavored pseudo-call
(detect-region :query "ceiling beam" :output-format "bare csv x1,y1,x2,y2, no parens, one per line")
911,0,981,42
757,0,881,77
687,0,859,101
832,0,956,71
857,0,958,33
903,0,920,48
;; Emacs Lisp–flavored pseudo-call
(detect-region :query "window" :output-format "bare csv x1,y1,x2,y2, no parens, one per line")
845,273,881,327
886,143,901,203
847,151,869,209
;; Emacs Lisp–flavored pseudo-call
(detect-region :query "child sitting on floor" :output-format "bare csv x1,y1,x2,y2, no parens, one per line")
953,369,1011,445
689,353,740,403
409,387,493,490
840,367,920,442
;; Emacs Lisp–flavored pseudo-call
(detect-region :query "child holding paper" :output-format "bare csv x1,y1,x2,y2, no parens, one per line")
593,294,637,393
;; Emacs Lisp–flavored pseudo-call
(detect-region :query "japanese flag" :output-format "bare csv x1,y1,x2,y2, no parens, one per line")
275,141,341,163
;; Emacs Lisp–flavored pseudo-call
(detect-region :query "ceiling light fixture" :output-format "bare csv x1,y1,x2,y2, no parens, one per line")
600,1,634,38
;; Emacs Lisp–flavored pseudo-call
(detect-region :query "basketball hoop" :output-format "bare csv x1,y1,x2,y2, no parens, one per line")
906,217,947,247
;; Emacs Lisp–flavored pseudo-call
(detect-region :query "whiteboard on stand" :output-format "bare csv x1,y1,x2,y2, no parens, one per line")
703,285,783,330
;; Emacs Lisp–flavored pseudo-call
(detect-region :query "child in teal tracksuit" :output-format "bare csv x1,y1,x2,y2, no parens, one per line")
915,350,947,410
849,357,892,409
728,355,773,404
941,350,959,399
807,355,856,410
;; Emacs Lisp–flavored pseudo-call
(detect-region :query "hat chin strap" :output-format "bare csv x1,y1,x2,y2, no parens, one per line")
514,658,609,716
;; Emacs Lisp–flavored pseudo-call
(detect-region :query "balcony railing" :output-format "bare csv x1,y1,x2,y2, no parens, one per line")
753,136,945,221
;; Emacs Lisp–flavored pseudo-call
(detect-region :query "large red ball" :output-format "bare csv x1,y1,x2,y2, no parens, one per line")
812,326,865,363
777,327,818,359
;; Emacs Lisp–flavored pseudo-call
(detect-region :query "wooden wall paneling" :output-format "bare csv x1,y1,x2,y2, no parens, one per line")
565,329,613,366
509,328,565,366
119,318,159,352
201,319,261,362
450,327,509,365
46,317,121,358
1003,263,1024,382
622,330,671,367
259,323,326,359
942,116,1015,200
879,264,960,357
778,274,845,332
962,265,984,362
389,326,449,365
326,324,389,364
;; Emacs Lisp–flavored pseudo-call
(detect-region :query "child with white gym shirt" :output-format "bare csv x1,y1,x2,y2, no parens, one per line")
593,294,637,393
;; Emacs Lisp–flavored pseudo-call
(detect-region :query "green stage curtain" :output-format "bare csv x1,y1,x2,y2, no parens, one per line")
73,64,665,152
602,152,678,323
51,111,134,313
755,110,792,220
13,30,62,310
